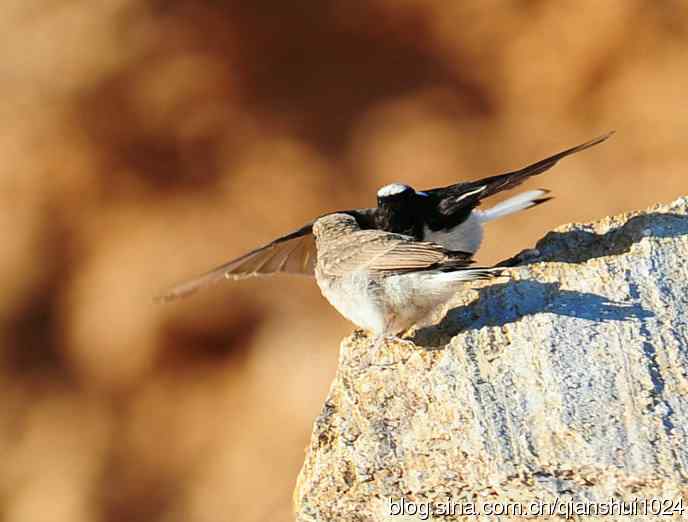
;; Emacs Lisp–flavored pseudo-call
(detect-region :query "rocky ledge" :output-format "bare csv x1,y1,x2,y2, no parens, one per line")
294,197,688,521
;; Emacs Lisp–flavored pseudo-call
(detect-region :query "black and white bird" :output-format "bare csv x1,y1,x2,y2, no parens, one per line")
311,213,504,340
157,132,612,302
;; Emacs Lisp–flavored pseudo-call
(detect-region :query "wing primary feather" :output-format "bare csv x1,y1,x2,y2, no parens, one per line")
428,131,614,214
301,246,312,272
476,131,615,199
153,222,316,303
275,238,302,272
251,248,278,274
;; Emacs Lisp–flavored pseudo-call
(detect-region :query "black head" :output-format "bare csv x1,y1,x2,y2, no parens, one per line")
376,183,416,206
375,183,425,238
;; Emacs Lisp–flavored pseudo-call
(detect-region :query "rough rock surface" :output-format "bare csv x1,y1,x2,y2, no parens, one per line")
294,197,688,521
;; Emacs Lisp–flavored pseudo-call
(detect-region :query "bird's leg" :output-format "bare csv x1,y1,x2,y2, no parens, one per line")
377,321,417,351
379,315,415,349
370,335,396,367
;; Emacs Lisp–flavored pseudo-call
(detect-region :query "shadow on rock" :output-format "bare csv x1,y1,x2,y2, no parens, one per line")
499,212,688,266
413,281,654,348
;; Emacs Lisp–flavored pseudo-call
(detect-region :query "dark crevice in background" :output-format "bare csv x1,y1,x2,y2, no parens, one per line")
157,301,264,372
74,0,493,195
215,1,490,152
1,212,77,388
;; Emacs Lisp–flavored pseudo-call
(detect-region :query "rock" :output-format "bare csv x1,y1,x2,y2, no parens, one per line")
294,197,688,521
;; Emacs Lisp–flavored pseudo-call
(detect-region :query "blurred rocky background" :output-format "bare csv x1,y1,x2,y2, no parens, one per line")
0,1,686,521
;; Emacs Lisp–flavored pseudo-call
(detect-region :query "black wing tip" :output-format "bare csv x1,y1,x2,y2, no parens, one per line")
531,194,555,207
584,130,615,148
552,130,615,160
530,188,553,204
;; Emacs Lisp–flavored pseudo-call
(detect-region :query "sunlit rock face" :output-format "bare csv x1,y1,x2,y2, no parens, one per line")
295,197,688,522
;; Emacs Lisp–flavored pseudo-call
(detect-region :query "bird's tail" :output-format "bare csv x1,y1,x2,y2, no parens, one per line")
420,266,508,303
435,266,509,283
477,189,552,223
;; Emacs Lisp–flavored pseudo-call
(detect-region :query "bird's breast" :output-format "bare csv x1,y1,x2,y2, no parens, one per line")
314,270,388,334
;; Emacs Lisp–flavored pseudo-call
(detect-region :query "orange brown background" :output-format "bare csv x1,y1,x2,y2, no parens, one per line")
1,2,687,521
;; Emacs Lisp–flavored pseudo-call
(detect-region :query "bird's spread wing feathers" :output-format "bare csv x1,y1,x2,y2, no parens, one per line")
155,223,315,302
154,132,612,302
429,131,614,216
319,231,474,277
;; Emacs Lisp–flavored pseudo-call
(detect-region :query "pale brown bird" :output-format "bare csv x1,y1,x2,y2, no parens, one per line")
312,213,506,344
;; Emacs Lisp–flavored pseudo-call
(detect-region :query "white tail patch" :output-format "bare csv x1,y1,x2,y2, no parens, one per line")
477,190,549,223
415,267,508,301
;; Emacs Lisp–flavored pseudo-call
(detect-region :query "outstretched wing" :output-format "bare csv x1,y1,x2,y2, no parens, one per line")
155,223,315,302
425,132,614,222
